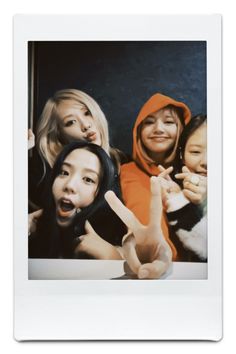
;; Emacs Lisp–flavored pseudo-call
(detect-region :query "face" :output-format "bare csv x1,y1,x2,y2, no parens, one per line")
52,149,101,227
140,108,179,158
184,123,207,176
56,100,102,146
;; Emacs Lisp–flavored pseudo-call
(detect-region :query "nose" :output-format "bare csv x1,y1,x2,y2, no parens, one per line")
153,119,165,133
63,175,79,194
80,118,91,132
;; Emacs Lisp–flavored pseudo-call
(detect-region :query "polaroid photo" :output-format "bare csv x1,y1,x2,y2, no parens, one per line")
14,14,222,340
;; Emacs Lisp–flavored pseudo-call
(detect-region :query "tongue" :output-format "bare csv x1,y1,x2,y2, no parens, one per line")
61,201,74,212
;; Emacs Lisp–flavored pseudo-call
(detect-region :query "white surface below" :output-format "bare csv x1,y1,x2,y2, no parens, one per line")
28,259,207,280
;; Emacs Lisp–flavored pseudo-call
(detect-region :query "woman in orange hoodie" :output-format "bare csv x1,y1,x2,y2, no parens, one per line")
120,93,191,260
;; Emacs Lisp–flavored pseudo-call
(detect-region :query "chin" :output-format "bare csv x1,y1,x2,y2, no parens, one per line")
56,218,73,228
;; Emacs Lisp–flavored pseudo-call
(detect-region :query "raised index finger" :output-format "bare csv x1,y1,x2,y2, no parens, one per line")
104,191,142,232
149,176,163,229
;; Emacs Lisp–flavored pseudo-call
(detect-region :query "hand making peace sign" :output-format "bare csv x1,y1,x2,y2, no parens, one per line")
105,176,172,279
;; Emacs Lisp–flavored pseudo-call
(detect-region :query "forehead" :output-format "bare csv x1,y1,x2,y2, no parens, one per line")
149,108,175,118
64,149,101,173
56,100,87,115
187,123,207,145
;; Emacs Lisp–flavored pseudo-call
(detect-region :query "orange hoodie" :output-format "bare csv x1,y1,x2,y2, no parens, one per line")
120,93,191,260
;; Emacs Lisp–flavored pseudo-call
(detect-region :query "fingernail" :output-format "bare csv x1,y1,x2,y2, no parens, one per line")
139,269,149,279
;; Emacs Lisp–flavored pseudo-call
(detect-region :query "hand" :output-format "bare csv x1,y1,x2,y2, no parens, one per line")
157,165,181,209
175,166,207,205
28,129,35,150
105,177,172,279
28,209,43,236
74,221,122,260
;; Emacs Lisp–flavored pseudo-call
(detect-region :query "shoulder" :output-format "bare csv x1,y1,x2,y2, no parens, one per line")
120,161,146,177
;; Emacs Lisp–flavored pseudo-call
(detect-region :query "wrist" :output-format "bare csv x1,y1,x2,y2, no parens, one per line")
166,191,190,212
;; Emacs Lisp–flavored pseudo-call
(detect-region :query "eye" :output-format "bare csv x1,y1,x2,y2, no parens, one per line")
84,109,92,116
83,176,96,184
165,119,175,125
189,150,201,155
143,117,155,125
65,120,76,127
59,169,69,176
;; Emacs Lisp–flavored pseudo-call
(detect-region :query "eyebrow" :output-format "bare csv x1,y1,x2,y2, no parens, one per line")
62,162,72,167
62,162,99,176
145,115,155,119
188,144,203,147
62,114,75,121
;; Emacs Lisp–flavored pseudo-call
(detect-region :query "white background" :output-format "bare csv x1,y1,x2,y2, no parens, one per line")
0,0,234,352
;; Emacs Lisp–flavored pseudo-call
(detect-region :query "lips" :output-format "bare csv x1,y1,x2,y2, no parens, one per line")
198,171,207,177
57,198,76,219
149,136,168,142
86,131,97,142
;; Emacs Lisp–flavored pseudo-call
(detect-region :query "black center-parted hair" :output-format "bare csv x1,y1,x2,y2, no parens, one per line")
50,140,116,233
29,140,121,258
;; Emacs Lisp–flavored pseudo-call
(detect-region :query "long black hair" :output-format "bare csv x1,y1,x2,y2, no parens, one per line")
175,114,207,172
29,141,126,258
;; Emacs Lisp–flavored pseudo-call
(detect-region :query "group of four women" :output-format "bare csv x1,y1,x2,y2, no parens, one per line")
28,89,207,279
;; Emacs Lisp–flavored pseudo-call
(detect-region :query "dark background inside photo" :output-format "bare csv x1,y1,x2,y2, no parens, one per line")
29,41,206,155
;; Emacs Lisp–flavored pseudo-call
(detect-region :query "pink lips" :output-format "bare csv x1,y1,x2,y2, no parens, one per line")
198,171,207,177
57,198,76,218
149,136,168,142
86,131,97,142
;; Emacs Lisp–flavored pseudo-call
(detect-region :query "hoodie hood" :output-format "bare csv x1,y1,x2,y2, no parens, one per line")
133,93,191,175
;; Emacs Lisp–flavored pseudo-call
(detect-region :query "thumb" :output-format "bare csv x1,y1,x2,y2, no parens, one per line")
84,220,96,235
138,261,168,279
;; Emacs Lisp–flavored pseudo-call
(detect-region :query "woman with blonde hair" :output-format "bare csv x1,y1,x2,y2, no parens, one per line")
29,88,124,208
37,89,110,169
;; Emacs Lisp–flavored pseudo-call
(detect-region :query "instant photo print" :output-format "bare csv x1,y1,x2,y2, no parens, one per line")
14,14,222,340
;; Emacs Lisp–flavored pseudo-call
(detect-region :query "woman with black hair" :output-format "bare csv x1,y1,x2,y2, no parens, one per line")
29,141,127,259
159,114,207,261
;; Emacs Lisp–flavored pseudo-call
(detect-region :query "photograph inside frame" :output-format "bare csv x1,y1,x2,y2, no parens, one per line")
28,41,207,280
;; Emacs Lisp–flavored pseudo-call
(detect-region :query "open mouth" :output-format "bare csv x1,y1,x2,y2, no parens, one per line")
57,199,76,219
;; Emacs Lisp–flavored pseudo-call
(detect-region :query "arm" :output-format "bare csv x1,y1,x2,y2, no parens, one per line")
165,191,207,260
157,165,207,260
120,163,177,259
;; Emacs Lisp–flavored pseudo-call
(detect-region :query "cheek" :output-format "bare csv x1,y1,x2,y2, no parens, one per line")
168,125,178,139
80,187,97,206
52,180,61,199
140,127,149,141
184,153,198,170
61,126,83,140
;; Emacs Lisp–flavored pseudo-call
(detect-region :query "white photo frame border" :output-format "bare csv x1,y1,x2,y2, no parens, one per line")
14,14,222,340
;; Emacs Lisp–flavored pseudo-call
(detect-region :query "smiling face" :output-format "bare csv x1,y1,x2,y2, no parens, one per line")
184,123,207,176
140,108,179,161
56,100,102,146
52,148,101,227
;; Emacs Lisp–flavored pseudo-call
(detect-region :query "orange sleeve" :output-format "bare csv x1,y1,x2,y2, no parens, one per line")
120,163,177,260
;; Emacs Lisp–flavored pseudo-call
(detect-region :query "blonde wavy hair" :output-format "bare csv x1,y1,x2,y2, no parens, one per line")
36,89,110,170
